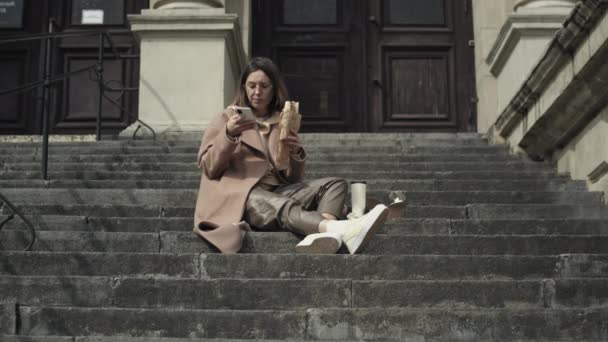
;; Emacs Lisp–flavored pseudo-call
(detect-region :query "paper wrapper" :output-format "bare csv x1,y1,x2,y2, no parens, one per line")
276,101,302,170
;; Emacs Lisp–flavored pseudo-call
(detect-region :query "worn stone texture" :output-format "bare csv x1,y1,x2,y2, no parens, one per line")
1,133,608,340
0,301,16,335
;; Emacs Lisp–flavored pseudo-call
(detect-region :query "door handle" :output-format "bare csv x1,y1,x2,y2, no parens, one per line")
368,16,380,27
372,79,383,89
48,17,61,32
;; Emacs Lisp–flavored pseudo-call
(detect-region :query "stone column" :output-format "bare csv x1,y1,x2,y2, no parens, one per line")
485,0,576,116
151,0,225,9
125,0,246,138
514,0,577,12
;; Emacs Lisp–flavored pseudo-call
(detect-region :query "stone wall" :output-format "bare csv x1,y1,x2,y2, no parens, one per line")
471,0,518,133
473,0,608,201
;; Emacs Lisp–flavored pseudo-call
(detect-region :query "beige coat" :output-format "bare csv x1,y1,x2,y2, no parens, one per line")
193,109,306,253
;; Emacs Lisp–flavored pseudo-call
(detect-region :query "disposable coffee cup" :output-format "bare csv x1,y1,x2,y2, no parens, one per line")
351,181,367,218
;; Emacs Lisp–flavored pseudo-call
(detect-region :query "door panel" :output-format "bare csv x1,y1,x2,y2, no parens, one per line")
368,0,472,131
0,0,146,135
0,51,28,131
253,0,366,132
281,0,339,26
58,54,125,129
253,0,476,132
384,0,447,26
278,50,344,121
50,0,146,134
384,48,454,123
0,0,45,134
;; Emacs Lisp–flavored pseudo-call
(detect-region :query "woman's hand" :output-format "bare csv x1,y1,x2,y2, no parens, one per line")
226,107,256,137
282,129,303,154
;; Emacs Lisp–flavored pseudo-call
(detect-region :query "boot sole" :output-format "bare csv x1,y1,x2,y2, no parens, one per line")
295,236,341,254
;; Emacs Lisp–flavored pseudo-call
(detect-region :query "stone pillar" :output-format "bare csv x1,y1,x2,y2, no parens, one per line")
125,0,246,138
514,0,577,12
485,0,576,116
151,0,225,9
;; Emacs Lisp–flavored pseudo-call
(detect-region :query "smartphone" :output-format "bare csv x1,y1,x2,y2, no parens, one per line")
234,106,257,122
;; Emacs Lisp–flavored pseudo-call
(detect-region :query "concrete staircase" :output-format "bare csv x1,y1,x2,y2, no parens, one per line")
1,133,608,341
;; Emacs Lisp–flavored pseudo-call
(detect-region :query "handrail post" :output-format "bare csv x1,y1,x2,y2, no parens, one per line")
0,192,37,251
96,33,104,141
40,23,54,180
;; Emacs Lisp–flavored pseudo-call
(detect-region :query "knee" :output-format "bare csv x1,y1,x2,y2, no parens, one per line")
331,177,348,194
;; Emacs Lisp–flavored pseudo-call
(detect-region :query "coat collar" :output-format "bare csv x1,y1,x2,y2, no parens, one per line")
241,129,264,153
240,111,281,155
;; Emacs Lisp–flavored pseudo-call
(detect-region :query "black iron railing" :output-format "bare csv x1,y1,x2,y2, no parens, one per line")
0,25,155,180
0,192,36,251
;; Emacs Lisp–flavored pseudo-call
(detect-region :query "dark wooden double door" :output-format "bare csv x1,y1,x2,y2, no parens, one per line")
0,0,147,135
253,0,476,132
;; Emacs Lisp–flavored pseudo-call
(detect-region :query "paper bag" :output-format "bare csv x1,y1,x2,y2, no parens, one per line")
276,101,302,169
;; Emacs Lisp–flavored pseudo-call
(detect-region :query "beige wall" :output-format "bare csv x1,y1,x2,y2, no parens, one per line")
472,0,518,133
556,107,608,202
472,1,608,200
225,0,251,57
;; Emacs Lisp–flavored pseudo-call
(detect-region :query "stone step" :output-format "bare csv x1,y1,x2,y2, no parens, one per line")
4,216,608,235
0,136,491,151
0,179,585,191
1,189,200,207
0,145,511,156
201,253,608,280
0,204,467,218
305,307,608,341
165,232,608,255
386,218,608,235
0,170,565,180
5,203,605,219
0,337,333,342
3,276,607,310
468,204,608,219
13,306,608,340
0,276,351,310
0,252,200,277
0,153,523,164
1,336,74,342
4,189,598,207
0,337,602,342
353,278,608,309
17,306,306,340
300,139,490,147
3,252,606,279
0,231,160,253
3,231,608,255
1,161,551,172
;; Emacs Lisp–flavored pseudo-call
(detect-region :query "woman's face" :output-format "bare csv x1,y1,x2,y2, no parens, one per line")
245,70,274,116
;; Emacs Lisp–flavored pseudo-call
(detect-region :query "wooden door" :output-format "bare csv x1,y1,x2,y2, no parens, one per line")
0,0,147,135
252,0,366,132
0,0,46,134
252,0,476,132
50,0,147,134
368,0,476,131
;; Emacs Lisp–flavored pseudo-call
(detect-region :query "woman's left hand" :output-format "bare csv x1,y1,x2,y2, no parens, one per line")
282,129,303,154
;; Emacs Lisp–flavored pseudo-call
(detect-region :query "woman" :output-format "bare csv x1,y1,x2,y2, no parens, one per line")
193,57,388,254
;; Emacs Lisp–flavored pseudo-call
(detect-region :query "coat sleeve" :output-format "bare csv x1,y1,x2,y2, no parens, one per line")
198,111,240,179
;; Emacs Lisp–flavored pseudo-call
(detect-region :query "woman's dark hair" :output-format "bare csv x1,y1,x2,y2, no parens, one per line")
232,57,289,112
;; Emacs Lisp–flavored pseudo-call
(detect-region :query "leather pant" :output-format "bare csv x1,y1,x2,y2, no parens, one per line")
244,177,347,236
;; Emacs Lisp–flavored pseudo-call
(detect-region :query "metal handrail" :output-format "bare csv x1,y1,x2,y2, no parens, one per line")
0,30,105,45
0,26,156,180
0,192,36,251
